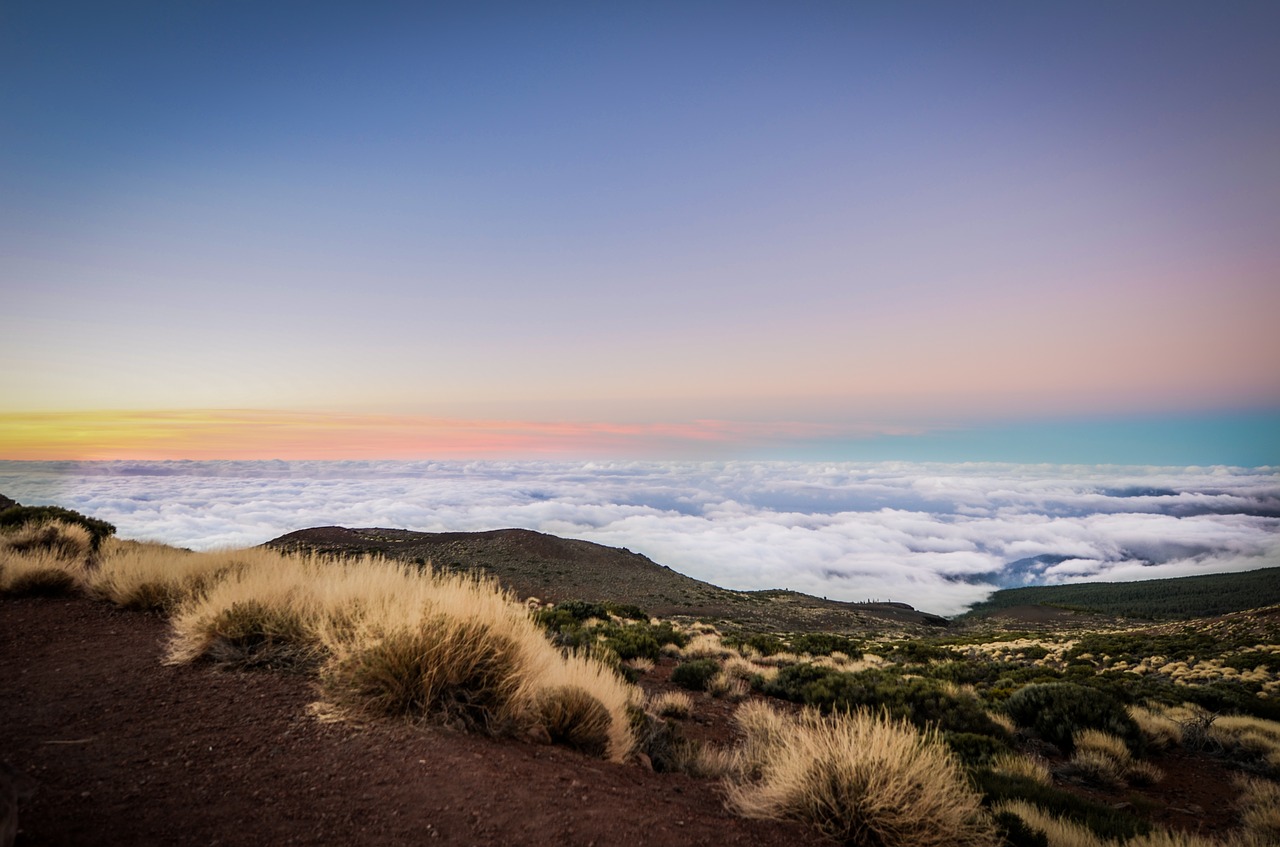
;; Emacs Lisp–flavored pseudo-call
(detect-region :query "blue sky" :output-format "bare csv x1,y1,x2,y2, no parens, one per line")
2,1,1278,464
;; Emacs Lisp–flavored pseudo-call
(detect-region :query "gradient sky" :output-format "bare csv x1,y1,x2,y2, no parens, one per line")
3,1,1278,462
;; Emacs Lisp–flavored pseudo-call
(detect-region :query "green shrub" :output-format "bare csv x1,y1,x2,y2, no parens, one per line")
603,625,661,661
791,632,862,658
0,506,116,551
763,666,1009,740
724,633,786,656
671,658,720,691
945,732,1011,768
1003,683,1139,753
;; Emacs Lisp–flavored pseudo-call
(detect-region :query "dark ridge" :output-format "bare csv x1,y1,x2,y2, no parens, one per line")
266,525,949,634
961,567,1280,622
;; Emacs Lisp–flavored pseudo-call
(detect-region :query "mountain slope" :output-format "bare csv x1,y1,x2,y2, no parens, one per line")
266,526,949,633
961,566,1280,622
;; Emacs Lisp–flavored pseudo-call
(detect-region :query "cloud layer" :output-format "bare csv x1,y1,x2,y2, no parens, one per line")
2,460,1276,616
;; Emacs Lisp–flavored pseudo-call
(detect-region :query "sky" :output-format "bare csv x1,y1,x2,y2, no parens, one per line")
2,1,1279,463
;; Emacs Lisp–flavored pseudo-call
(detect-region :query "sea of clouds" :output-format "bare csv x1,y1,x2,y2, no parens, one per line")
2,460,1276,616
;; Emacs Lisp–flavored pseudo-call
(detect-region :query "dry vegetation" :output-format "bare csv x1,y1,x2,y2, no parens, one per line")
4,514,1280,847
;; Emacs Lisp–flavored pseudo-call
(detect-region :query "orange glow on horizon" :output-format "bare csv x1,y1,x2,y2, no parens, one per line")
0,409,888,460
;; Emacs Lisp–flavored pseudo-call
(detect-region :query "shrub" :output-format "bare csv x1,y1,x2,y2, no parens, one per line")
0,506,115,551
1003,683,1139,753
603,624,661,661
791,632,862,658
725,633,786,657
671,658,720,691
763,665,1010,740
725,703,997,847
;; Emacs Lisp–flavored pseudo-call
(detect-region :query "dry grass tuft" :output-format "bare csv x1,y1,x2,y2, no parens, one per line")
1130,705,1183,750
726,702,997,847
160,545,639,760
991,751,1052,785
0,549,81,596
649,690,693,719
993,799,1105,847
0,521,93,595
88,540,243,612
1237,775,1280,843
0,520,92,563
707,671,749,701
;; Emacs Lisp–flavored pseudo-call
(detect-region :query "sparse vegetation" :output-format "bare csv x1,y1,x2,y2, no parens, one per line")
7,500,1280,846
0,505,116,551
725,702,997,847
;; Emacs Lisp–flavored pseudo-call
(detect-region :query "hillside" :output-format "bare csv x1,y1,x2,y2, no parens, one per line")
266,525,949,633
961,566,1280,622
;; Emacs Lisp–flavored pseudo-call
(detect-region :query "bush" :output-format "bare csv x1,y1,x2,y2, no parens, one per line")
763,666,1010,740
671,658,720,691
0,506,115,551
791,632,863,658
726,703,997,847
604,625,661,661
1003,683,1139,753
724,632,786,657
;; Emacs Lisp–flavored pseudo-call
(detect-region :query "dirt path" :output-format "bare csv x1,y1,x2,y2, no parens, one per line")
1,597,814,846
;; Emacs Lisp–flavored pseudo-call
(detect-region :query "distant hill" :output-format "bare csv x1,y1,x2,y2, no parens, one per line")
962,567,1280,622
266,526,949,634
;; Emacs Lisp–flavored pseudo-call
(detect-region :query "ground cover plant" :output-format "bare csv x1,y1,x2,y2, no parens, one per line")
5,508,1280,847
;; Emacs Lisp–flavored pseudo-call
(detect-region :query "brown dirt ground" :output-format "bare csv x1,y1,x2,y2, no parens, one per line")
0,596,815,847
2,596,1264,846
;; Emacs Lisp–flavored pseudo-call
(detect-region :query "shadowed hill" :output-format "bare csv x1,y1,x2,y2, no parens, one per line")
961,566,1280,622
266,526,949,634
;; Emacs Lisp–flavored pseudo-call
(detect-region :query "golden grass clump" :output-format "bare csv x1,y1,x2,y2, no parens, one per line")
649,690,693,719
0,520,93,563
991,751,1052,785
88,540,251,612
1064,729,1162,788
0,521,93,595
0,548,82,596
993,799,1105,847
1236,775,1280,844
163,545,640,760
680,633,732,660
726,702,997,847
1130,704,1183,750
626,656,655,674
1210,715,1280,768
995,800,1267,847
707,671,750,701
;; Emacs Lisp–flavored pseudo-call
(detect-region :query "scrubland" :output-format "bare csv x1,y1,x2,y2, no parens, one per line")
4,515,1280,847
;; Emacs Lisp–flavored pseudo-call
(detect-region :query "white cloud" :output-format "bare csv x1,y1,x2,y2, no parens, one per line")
1,460,1276,616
